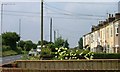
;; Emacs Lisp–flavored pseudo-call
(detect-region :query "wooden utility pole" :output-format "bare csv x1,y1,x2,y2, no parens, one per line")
50,18,52,42
41,0,44,49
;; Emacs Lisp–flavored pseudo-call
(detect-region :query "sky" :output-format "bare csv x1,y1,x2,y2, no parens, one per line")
0,0,120,48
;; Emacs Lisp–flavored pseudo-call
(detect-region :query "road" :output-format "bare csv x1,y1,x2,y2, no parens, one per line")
0,55,22,65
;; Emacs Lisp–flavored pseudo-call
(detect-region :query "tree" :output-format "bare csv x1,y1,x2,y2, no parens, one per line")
63,40,69,48
78,37,83,49
54,37,64,48
18,40,25,50
37,40,49,45
2,32,20,50
24,40,34,51
32,43,37,49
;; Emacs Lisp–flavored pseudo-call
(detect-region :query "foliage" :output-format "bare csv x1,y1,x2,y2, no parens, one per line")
18,40,25,50
2,45,11,52
37,40,49,45
54,47,94,60
24,40,34,51
63,40,69,48
54,47,68,60
78,37,83,49
47,43,56,52
18,40,37,51
32,43,37,49
93,53,120,59
2,50,18,57
54,37,64,48
2,32,20,50
16,47,22,54
41,48,51,56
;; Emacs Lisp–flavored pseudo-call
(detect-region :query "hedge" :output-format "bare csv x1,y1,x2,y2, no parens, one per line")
93,53,120,59
41,53,120,60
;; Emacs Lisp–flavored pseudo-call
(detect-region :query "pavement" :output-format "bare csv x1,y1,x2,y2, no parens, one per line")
0,55,22,66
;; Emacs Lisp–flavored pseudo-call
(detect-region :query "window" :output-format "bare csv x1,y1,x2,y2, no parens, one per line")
117,28,119,33
116,27,119,36
115,23,119,35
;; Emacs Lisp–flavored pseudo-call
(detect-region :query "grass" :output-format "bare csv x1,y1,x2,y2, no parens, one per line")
21,54,40,60
2,50,18,57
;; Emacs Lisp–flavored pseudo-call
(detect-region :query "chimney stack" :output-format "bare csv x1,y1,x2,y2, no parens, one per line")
107,14,115,22
115,13,120,19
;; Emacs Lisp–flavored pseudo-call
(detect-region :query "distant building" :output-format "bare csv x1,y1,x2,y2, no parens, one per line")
83,13,120,53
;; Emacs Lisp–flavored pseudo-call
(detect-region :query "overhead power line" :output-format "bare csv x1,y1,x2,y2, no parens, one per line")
3,10,40,14
44,3,106,18
3,13,103,20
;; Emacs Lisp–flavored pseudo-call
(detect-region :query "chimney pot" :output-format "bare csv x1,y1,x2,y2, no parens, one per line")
109,14,111,18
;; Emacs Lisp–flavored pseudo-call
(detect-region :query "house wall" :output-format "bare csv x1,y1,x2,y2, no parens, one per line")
83,13,120,53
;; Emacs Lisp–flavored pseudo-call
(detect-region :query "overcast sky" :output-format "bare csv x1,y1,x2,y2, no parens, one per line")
0,0,120,47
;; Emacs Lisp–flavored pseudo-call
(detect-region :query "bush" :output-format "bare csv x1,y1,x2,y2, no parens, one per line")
93,53,120,59
16,47,22,54
2,45,11,52
41,48,51,56
2,50,18,57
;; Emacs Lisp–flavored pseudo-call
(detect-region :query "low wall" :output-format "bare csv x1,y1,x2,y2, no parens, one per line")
16,59,120,70
2,68,120,72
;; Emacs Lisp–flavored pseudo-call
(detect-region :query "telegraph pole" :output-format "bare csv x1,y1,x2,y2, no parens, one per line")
41,0,44,49
50,18,52,42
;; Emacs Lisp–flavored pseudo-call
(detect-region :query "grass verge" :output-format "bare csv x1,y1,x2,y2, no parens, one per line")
2,50,18,57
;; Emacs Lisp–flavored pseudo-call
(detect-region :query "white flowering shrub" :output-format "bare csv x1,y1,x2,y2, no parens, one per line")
54,47,94,60
54,47,68,60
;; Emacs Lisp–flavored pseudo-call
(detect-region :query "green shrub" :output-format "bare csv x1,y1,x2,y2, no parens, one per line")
2,45,11,52
93,53,120,59
2,50,18,57
16,47,22,54
41,48,51,56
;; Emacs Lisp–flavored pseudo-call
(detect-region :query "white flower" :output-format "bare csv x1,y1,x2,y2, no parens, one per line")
60,58,63,60
63,51,66,53
73,54,76,56
59,53,62,55
65,48,67,50
79,52,83,55
66,54,69,56
58,49,61,52
55,48,58,50
55,56,57,58
65,57,68,59
76,50,78,52
72,57,75,59
55,52,57,54
62,47,64,49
